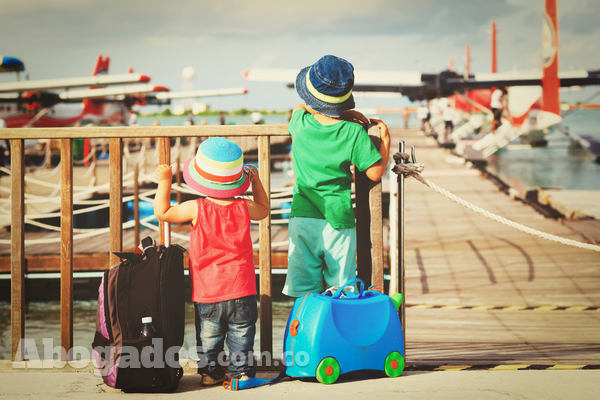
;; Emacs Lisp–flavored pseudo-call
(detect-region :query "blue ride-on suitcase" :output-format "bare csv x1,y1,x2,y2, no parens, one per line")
282,278,405,384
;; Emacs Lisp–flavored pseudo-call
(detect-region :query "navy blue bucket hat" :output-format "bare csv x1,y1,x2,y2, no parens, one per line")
295,55,355,118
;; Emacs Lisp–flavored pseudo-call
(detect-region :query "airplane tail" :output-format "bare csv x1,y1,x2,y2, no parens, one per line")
82,55,110,117
541,0,560,116
503,0,561,131
92,55,110,76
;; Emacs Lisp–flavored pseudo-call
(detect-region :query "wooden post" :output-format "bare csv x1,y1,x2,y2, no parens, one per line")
109,138,123,268
176,153,182,206
355,125,383,289
134,163,140,247
175,153,182,227
11,140,25,362
355,166,371,286
368,124,384,289
258,135,273,358
158,138,170,246
92,147,98,195
60,138,73,361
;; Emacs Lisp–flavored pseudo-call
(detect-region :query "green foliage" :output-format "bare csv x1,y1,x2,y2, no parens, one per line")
140,108,288,117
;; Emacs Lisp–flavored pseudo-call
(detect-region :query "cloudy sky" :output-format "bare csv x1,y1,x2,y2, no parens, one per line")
1,0,599,112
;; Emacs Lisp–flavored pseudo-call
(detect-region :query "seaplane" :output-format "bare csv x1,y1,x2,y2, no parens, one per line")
0,55,248,128
242,0,600,159
446,0,600,161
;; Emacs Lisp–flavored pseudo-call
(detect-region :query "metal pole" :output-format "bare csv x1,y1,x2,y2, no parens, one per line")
397,141,406,358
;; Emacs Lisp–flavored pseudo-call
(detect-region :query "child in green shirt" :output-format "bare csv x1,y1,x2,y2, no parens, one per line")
283,55,390,298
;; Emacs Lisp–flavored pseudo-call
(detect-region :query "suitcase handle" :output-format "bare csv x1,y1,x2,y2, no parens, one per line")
332,278,365,299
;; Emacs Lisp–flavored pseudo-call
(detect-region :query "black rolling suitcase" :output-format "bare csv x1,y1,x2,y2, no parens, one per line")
92,236,187,392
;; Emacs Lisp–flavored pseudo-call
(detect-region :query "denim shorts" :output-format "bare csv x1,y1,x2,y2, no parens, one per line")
283,217,357,298
194,295,257,379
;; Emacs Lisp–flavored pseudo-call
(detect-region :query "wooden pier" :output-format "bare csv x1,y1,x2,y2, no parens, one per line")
2,126,600,367
393,128,600,365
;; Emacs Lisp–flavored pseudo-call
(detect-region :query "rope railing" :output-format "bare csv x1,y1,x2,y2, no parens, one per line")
0,152,296,246
392,153,600,252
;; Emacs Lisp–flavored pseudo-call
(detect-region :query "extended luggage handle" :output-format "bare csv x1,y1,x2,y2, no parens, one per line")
332,278,365,299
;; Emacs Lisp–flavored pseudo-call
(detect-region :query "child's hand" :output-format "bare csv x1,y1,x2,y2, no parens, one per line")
156,164,173,181
243,165,258,183
369,118,390,142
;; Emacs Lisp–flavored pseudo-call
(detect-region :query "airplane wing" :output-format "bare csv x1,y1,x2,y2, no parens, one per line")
244,68,431,101
243,67,600,101
153,87,248,100
243,68,422,86
446,69,600,92
0,73,151,93
58,84,169,100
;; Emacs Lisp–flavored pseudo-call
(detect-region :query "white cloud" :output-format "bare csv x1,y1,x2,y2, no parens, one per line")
1,0,598,110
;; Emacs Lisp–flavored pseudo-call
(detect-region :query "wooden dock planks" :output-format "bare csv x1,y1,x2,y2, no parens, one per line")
394,128,600,364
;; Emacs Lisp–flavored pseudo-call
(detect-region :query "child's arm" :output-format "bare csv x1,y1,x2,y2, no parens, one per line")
244,169,270,221
154,164,197,224
364,118,390,182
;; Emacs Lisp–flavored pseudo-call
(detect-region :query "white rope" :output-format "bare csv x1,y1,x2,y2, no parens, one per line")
0,222,116,245
134,139,149,168
394,162,600,252
72,144,97,165
171,137,181,162
186,137,198,160
0,215,159,245
0,169,136,204
28,160,62,180
22,193,138,220
24,141,53,171
73,161,97,181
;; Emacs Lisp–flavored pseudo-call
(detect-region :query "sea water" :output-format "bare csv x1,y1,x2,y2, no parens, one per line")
0,300,294,361
139,109,600,191
488,109,600,192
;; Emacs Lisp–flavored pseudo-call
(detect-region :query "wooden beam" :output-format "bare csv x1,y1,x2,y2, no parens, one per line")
175,153,182,207
109,138,123,268
368,125,384,289
11,139,25,362
0,254,110,272
355,125,383,288
0,124,290,140
60,138,73,361
0,252,291,273
355,167,371,286
134,164,140,246
157,138,170,246
258,135,273,357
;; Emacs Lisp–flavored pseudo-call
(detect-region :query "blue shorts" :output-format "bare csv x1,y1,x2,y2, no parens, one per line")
283,217,356,298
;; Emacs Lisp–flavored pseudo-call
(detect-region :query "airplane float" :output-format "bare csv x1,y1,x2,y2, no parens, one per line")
242,0,600,158
0,55,247,128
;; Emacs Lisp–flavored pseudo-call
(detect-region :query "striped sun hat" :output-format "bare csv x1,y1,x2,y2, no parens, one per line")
183,137,250,198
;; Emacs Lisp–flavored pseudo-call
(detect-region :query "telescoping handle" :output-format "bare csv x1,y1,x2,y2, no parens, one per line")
332,278,365,299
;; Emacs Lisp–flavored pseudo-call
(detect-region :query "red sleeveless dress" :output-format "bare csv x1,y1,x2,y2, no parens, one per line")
189,198,256,303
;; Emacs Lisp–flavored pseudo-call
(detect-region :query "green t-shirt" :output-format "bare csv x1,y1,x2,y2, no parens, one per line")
289,109,382,229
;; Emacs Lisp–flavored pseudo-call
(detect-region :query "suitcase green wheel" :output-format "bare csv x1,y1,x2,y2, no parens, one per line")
315,357,340,384
384,351,404,377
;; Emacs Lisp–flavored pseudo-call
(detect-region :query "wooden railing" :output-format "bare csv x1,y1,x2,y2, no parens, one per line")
4,124,384,362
